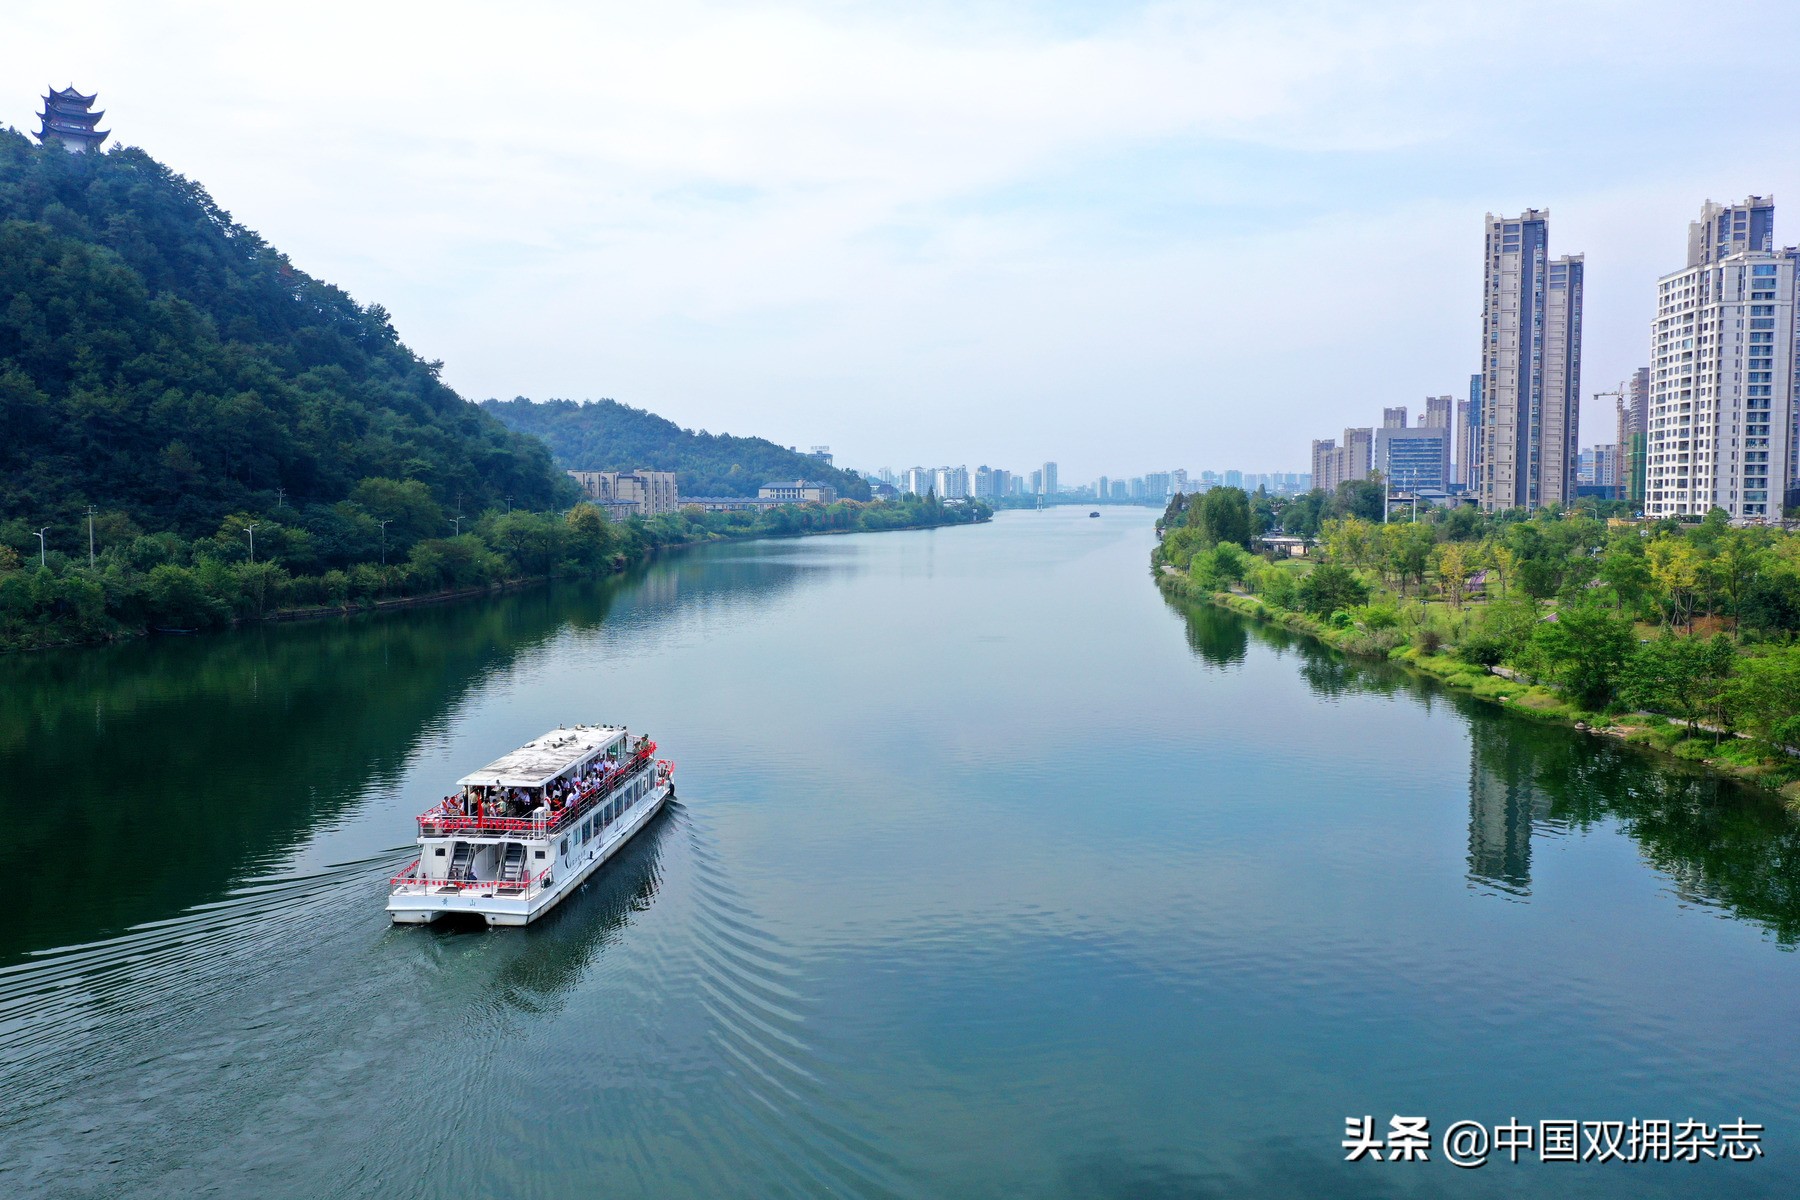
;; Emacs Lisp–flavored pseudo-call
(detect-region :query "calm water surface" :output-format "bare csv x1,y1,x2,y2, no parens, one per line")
3,510,1798,1198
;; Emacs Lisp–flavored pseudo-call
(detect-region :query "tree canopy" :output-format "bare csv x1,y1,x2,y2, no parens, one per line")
0,132,574,539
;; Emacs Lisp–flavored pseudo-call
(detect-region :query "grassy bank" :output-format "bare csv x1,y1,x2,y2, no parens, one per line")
1157,567,1800,805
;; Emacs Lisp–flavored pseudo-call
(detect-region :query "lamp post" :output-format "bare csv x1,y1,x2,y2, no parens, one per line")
245,522,259,564
34,527,48,569
86,505,96,567
452,516,462,536
504,496,513,513
377,519,391,565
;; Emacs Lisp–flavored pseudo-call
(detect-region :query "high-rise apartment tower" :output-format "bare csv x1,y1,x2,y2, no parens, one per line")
1645,197,1795,520
1479,211,1584,510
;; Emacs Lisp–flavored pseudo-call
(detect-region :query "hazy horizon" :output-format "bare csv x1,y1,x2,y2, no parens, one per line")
11,1,1800,480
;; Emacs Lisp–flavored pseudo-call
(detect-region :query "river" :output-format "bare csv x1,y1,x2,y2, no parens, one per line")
3,509,1797,1197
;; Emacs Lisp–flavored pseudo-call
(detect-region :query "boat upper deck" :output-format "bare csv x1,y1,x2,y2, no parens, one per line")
421,738,666,841
456,725,627,789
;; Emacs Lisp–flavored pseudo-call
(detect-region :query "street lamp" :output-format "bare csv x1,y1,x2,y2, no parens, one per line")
86,505,96,567
34,527,48,569
245,522,260,563
377,519,391,565
452,516,462,536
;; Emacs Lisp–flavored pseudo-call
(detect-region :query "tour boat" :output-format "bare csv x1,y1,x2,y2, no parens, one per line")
387,725,675,926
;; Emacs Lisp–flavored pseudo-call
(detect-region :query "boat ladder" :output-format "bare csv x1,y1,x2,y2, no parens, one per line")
499,842,526,884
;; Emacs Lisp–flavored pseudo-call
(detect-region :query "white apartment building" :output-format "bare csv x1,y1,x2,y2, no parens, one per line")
1646,197,1796,521
933,465,970,500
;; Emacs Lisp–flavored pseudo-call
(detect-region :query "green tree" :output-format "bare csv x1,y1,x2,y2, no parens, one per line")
1385,522,1436,598
1457,595,1540,667
348,479,445,552
1434,540,1474,609
1334,478,1384,521
144,564,228,629
1280,490,1330,539
1190,487,1253,549
1739,571,1800,638
1191,541,1253,590
1529,601,1636,708
1251,561,1302,609
1297,563,1370,618
1647,538,1704,631
1598,539,1653,615
1621,631,1735,734
1726,649,1800,751
1707,530,1766,629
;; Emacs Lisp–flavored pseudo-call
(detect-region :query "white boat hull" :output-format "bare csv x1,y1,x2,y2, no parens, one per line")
387,782,673,927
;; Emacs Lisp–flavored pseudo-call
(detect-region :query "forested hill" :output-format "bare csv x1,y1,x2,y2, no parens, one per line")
0,131,573,538
482,398,872,500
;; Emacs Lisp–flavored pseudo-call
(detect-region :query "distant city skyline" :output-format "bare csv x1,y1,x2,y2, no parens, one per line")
871,459,1309,501
10,4,1800,482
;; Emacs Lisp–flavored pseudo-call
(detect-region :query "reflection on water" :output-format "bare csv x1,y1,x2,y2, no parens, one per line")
1168,590,1800,941
0,551,817,966
1178,598,1248,667
1466,718,1567,895
5,515,1799,1199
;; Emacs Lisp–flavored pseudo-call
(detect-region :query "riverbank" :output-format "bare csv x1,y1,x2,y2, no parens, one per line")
1156,568,1800,807
3,505,990,654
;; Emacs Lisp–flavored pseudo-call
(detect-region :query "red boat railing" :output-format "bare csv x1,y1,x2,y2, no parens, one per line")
416,744,663,838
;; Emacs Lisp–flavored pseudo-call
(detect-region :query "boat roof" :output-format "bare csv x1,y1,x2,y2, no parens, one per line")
457,725,628,789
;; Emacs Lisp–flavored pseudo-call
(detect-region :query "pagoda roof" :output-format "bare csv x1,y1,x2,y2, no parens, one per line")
40,109,104,124
36,123,110,148
45,85,98,103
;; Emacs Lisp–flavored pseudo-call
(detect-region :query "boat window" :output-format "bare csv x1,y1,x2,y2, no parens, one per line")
535,850,546,860
560,838,569,857
434,847,446,856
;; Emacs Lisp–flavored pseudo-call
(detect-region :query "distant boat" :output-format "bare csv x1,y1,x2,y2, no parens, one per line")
1089,511,1100,518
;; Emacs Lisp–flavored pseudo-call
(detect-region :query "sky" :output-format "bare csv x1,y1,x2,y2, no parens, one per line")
9,1,1800,482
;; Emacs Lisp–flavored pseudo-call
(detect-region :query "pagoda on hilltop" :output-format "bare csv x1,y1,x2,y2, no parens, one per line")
37,85,109,153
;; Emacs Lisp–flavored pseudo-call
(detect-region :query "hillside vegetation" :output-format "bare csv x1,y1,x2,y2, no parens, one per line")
0,131,574,539
482,397,871,500
0,134,983,650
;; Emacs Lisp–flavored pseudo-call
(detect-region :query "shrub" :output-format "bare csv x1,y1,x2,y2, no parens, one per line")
1352,602,1400,631
1458,631,1505,667
1253,562,1302,610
